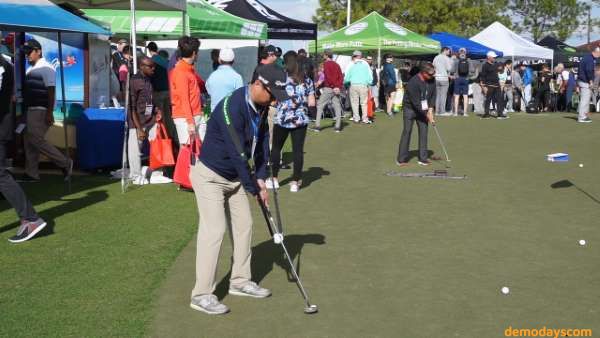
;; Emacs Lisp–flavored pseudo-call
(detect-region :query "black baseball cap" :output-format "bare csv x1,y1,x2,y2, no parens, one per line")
264,45,276,55
253,64,289,102
22,39,42,54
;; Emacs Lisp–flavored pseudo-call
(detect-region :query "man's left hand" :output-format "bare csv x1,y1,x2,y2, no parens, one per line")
45,112,55,126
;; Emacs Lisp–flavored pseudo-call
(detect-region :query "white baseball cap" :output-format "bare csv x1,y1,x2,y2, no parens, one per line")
219,48,235,62
486,51,498,58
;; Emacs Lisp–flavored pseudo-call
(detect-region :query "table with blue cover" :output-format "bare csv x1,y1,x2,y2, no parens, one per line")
76,108,125,170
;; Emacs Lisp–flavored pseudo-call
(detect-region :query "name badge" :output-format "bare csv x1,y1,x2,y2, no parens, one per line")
145,105,153,116
421,100,428,110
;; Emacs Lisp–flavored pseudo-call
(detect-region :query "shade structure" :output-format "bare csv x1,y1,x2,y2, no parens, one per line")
538,35,585,66
207,0,317,40
470,22,553,60
0,0,110,34
51,0,185,11
308,12,440,56
428,32,502,59
84,0,267,40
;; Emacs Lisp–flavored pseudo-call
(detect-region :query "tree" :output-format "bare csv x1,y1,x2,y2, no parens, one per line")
313,0,510,37
508,0,585,42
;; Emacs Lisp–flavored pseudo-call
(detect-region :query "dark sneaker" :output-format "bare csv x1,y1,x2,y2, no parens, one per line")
8,218,47,243
309,127,321,132
578,117,592,123
481,114,491,119
190,295,229,315
418,160,432,166
497,115,509,120
396,161,409,167
16,174,39,183
229,281,271,298
62,159,74,181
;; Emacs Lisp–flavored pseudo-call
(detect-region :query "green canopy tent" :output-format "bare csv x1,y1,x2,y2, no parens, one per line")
308,12,439,65
83,0,267,40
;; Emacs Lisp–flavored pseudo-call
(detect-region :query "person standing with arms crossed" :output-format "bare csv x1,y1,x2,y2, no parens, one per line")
480,51,507,119
396,63,436,167
433,47,453,116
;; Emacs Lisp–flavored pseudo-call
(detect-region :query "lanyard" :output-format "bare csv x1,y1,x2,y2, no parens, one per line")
244,87,261,161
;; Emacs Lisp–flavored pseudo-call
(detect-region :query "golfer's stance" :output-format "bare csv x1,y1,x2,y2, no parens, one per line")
396,63,437,167
189,64,289,315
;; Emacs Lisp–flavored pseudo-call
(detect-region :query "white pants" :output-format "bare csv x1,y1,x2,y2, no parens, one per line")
524,85,532,105
127,124,156,179
174,115,205,145
370,85,379,108
577,81,591,121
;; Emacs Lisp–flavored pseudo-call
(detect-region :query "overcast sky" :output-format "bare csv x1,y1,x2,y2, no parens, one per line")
261,0,599,50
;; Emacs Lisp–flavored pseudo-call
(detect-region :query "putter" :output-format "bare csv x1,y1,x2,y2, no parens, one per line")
385,171,467,179
432,123,451,168
258,199,318,314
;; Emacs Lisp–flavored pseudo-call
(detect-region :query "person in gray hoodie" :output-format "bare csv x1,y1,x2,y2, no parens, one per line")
432,47,453,115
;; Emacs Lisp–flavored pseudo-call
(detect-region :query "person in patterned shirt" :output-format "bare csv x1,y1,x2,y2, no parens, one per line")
267,51,316,193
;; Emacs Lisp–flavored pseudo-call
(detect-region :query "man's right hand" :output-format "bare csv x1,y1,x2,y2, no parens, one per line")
427,110,435,124
482,85,487,95
187,122,196,136
137,128,147,140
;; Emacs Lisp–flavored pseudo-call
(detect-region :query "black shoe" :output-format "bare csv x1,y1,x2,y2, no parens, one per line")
309,127,321,132
16,174,39,183
481,114,491,119
62,159,74,181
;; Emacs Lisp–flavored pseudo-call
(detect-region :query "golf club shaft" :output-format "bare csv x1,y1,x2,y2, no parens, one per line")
433,124,450,162
267,158,284,234
258,199,314,308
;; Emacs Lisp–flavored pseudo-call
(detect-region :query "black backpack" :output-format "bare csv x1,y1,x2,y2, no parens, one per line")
457,59,469,77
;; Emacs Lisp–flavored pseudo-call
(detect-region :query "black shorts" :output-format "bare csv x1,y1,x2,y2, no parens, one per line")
384,85,396,96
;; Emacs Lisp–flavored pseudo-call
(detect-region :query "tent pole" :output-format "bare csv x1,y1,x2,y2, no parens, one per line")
57,32,69,161
130,0,138,74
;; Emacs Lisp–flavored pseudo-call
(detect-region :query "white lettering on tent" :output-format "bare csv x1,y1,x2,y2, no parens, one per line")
162,18,181,32
207,0,233,10
135,17,181,33
344,22,368,36
382,40,438,50
241,23,263,37
247,0,283,21
322,41,364,49
384,22,407,36
146,17,168,32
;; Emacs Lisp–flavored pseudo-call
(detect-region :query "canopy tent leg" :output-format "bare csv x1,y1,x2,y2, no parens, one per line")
314,37,318,59
377,48,381,70
130,0,138,74
57,32,71,191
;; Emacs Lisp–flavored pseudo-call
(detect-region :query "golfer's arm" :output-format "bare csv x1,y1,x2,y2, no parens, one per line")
47,86,55,115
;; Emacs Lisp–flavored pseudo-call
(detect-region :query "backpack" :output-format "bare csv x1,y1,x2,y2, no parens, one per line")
457,59,469,77
380,66,390,86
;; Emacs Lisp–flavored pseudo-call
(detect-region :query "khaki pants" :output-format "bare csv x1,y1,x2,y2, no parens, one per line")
349,85,369,122
24,107,69,179
267,106,276,148
190,162,253,297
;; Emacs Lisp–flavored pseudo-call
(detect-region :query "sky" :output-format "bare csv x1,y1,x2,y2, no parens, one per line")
260,0,600,50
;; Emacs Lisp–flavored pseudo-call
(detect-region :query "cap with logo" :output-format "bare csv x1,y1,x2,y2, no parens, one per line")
253,64,289,102
219,48,235,62
486,51,498,58
352,50,362,57
264,45,277,55
22,39,42,55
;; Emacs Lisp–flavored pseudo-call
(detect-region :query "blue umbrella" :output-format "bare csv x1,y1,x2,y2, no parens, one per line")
428,32,503,59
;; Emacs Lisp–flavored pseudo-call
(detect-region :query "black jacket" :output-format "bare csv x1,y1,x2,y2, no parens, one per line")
480,62,500,86
0,56,13,116
403,73,435,115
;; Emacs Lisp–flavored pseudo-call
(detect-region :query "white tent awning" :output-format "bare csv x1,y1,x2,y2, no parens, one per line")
470,22,553,60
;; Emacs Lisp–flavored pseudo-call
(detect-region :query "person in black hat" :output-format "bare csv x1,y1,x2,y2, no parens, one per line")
19,39,72,182
258,45,277,66
188,63,289,315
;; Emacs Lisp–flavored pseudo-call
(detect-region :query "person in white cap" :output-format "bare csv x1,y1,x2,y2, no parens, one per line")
206,48,244,113
344,50,373,124
479,50,507,119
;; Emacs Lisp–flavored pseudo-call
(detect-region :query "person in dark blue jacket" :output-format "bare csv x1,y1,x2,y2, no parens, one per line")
576,46,600,123
188,64,289,315
381,54,398,116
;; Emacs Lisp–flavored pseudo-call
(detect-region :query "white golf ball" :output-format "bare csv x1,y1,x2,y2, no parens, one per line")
501,286,510,295
273,233,283,244
579,239,586,246
579,163,584,168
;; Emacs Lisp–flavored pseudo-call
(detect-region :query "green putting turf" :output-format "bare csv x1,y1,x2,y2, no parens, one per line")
1,112,599,337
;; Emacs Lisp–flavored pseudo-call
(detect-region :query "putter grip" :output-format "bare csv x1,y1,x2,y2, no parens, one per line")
258,200,275,237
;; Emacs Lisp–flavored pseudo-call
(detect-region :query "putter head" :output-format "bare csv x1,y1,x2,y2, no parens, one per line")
304,304,318,314
434,170,448,176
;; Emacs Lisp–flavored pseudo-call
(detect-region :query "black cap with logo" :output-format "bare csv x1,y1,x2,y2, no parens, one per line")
22,39,42,55
252,64,289,102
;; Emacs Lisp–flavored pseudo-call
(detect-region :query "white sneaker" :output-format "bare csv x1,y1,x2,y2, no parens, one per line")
265,178,279,190
190,295,229,315
290,182,299,192
229,281,271,298
131,176,149,185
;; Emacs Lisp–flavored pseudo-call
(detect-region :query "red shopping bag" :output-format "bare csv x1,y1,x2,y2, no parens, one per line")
149,121,175,170
367,90,375,118
173,136,201,189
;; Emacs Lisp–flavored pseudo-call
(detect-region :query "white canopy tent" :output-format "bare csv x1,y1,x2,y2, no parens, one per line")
470,22,554,64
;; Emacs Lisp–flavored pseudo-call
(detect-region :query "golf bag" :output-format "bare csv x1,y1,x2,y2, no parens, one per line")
526,98,538,114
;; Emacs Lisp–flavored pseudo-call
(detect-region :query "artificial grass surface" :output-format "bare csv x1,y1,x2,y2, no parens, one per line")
1,112,599,337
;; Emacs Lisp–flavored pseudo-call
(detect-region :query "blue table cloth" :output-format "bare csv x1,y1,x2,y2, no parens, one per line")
76,108,125,170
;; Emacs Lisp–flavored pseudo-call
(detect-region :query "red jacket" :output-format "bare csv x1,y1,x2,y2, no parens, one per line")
170,60,202,124
323,59,343,89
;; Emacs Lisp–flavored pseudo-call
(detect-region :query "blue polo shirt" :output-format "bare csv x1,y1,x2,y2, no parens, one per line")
206,65,244,112
578,53,597,83
199,86,269,195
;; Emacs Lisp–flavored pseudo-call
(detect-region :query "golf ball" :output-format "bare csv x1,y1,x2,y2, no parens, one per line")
501,287,510,295
273,233,283,244
579,239,586,246
579,163,584,168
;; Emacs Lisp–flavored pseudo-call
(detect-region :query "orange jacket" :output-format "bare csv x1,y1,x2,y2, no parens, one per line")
170,60,202,124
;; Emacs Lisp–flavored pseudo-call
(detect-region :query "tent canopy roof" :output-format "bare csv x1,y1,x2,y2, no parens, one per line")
538,35,585,65
309,12,440,56
428,32,502,59
84,0,267,40
470,22,553,60
207,0,316,40
51,0,185,11
0,0,110,34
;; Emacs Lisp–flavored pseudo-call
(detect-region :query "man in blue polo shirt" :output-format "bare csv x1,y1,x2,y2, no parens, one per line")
188,64,289,315
577,46,600,123
206,48,244,113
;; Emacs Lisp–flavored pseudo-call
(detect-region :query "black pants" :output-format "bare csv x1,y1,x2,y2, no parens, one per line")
271,125,307,182
535,88,550,111
397,109,429,163
0,140,38,222
484,86,505,116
